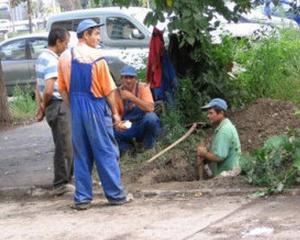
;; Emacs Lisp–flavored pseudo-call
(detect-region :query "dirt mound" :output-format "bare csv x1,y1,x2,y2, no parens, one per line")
123,152,196,186
124,98,300,187
230,98,300,152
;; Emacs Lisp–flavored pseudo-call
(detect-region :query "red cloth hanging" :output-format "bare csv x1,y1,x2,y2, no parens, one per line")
146,27,165,88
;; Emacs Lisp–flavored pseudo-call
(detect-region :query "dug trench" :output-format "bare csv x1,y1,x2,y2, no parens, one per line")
122,98,300,191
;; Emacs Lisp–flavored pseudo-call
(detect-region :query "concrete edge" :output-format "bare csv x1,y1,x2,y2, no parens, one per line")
0,185,52,201
2,185,300,201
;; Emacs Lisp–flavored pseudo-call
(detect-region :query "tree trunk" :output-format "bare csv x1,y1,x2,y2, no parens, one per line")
0,59,12,127
28,0,32,33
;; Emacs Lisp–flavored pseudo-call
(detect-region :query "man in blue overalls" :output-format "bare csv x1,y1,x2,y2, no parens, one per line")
58,19,128,210
114,65,160,154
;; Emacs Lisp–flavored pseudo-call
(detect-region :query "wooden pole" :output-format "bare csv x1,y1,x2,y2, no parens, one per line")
146,123,198,164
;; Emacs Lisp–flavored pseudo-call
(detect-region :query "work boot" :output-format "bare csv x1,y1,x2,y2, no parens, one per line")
107,193,134,206
51,183,75,196
70,202,91,211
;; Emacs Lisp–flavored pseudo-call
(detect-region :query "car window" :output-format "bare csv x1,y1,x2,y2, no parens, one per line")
73,18,100,31
0,39,26,60
28,38,48,59
106,17,144,40
51,20,73,31
51,18,100,32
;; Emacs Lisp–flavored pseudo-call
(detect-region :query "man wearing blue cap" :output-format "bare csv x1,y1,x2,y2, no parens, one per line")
58,19,128,209
114,65,160,154
197,98,241,178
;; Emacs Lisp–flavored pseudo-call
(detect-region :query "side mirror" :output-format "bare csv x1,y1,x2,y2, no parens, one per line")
132,29,144,40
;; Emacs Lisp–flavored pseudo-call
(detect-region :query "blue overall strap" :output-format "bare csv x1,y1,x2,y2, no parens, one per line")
70,48,92,94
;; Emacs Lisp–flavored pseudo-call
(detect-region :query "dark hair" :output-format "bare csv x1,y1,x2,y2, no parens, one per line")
48,27,68,46
77,27,95,39
211,106,226,116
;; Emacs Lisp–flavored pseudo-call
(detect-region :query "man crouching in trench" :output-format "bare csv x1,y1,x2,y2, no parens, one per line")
196,98,241,179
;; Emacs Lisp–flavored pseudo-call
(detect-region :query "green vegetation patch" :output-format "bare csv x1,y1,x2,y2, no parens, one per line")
241,129,300,194
234,28,300,103
9,85,37,123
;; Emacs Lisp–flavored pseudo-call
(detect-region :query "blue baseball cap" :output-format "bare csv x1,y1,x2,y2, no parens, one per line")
201,98,228,111
120,65,137,77
76,19,104,34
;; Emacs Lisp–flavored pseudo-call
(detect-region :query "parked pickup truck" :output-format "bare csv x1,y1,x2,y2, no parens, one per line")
46,7,154,71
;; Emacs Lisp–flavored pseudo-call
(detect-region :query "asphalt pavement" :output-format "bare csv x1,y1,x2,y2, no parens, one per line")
0,121,54,198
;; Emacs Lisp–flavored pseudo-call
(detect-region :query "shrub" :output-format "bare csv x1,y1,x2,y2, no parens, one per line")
240,130,300,193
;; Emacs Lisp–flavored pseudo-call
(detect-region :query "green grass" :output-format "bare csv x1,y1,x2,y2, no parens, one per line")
234,28,300,103
9,85,37,123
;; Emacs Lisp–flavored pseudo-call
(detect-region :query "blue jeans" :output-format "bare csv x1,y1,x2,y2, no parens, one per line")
114,112,160,153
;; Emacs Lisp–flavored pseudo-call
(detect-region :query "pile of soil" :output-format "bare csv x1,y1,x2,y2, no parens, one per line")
124,98,300,188
230,98,300,152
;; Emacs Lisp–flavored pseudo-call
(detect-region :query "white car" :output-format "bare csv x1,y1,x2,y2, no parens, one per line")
225,1,298,28
210,1,298,44
210,11,275,43
240,5,299,28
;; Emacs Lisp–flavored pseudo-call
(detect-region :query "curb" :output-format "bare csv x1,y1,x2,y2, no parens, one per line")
1,186,300,201
0,185,52,201
132,188,266,199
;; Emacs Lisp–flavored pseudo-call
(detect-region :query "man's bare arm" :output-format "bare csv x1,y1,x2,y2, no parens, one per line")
35,83,45,121
35,83,43,106
197,146,222,162
107,89,122,122
43,78,55,108
119,89,154,112
106,89,129,131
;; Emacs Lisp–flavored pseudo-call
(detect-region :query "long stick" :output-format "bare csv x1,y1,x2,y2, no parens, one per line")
146,123,198,163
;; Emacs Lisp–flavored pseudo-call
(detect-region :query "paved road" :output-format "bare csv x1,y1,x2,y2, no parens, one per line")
0,195,299,240
0,121,53,189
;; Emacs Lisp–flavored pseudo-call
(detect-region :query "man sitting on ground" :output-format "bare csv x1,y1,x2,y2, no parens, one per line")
197,98,241,177
114,65,160,154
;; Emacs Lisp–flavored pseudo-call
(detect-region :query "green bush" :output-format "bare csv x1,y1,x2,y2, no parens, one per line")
9,85,37,122
234,28,300,103
240,130,300,193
